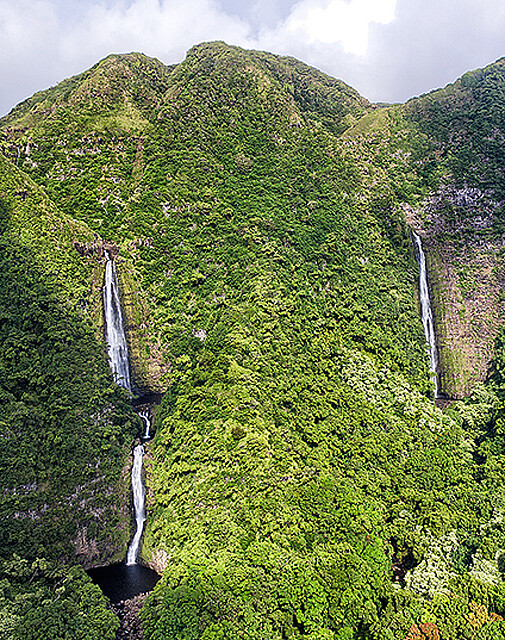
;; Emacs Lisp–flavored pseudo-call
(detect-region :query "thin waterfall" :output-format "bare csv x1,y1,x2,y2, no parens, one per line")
413,232,439,397
103,251,131,392
126,411,152,565
139,411,151,440
126,443,146,565
103,250,150,566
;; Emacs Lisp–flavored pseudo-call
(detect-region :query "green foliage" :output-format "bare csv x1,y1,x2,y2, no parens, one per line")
406,57,505,199
3,41,505,639
0,556,119,640
0,161,135,563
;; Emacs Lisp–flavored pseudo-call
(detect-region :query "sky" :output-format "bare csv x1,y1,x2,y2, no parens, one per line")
1,0,505,116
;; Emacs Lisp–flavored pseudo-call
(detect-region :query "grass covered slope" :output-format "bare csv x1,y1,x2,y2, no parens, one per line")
0,155,136,565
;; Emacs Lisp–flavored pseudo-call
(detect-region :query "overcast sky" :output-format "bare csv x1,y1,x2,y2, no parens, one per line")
1,0,505,116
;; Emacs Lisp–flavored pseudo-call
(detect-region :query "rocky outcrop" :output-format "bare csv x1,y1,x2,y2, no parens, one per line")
404,185,505,398
116,259,170,394
73,237,119,258
112,594,147,640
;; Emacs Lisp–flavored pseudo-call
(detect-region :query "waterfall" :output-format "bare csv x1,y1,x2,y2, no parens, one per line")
139,411,151,440
103,251,131,392
413,232,439,397
126,444,146,565
103,250,150,566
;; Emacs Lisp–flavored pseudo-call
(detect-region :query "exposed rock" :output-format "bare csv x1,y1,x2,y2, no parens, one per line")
112,594,147,640
74,528,99,563
144,547,169,574
404,184,505,398
73,238,119,258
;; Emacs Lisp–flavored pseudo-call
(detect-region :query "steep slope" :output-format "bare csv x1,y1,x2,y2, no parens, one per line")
401,59,505,397
0,43,375,394
0,154,136,565
2,43,505,639
0,52,176,391
1,51,174,131
343,60,505,398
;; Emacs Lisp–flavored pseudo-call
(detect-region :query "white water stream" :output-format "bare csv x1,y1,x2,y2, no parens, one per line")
103,251,151,566
125,411,152,565
126,443,146,565
413,232,439,397
138,410,151,440
103,251,131,392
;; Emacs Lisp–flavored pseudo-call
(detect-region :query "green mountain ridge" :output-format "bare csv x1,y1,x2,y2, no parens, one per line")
2,42,505,639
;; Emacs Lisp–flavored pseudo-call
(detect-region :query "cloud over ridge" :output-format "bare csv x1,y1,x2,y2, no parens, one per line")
1,0,505,115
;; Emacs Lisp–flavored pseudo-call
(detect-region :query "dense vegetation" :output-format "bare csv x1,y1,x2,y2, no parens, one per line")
406,57,505,198
1,41,505,639
0,556,118,640
402,60,505,397
0,156,136,636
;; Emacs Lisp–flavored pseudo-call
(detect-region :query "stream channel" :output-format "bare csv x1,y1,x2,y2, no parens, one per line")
88,252,160,603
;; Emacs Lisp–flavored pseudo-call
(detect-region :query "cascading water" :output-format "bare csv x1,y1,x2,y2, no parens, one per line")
87,404,159,600
126,411,152,565
103,251,131,392
126,443,146,565
139,410,151,440
88,257,160,599
102,251,151,567
413,232,439,397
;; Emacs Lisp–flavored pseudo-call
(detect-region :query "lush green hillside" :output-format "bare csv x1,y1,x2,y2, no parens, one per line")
406,57,505,197
342,59,505,398
0,154,138,638
2,42,505,640
0,153,137,562
402,59,505,398
0,557,119,640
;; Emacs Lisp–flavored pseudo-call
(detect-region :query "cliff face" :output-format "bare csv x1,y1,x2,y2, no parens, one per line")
4,46,505,400
399,60,505,396
0,43,375,396
403,185,505,397
0,154,135,567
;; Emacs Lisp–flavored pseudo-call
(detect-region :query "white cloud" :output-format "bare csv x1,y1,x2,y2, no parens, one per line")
57,0,252,67
0,0,252,115
0,0,59,60
2,0,505,116
0,0,397,116
285,0,397,55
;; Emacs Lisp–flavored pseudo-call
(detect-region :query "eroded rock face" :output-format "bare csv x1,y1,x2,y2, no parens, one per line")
73,239,119,258
112,593,147,640
405,185,505,398
143,547,169,574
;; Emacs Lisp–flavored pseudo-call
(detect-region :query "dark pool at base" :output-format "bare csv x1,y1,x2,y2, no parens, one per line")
87,563,161,603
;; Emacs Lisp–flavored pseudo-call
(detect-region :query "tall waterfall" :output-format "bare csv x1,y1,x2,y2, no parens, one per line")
413,232,439,397
103,251,131,392
103,250,150,566
126,411,152,565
